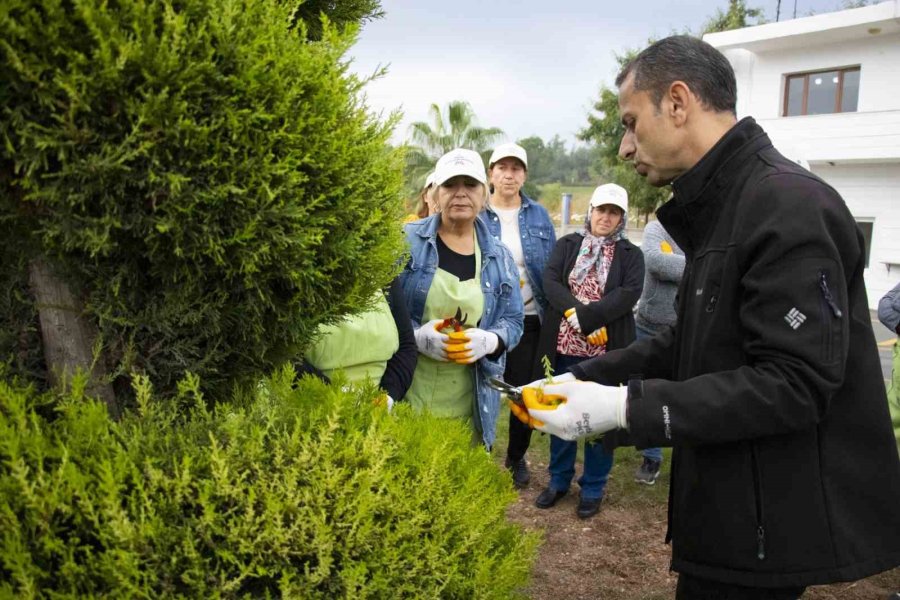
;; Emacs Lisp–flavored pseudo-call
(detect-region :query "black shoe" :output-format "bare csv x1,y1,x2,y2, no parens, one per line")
634,457,662,485
535,487,567,509
504,457,530,489
577,495,603,519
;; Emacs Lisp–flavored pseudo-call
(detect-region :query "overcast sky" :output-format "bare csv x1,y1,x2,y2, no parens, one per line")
347,0,862,147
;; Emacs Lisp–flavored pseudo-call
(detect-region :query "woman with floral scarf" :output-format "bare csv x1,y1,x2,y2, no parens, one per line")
531,184,644,519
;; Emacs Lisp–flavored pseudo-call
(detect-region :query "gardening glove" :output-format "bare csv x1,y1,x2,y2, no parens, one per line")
511,380,627,441
446,328,499,364
660,240,674,254
564,307,582,333
586,327,608,346
415,319,450,362
372,393,395,413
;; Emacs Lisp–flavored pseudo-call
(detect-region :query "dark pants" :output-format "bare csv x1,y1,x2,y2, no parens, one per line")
676,573,805,600
505,315,541,462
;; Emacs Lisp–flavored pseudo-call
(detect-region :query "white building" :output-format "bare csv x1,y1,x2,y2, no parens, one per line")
704,1,900,308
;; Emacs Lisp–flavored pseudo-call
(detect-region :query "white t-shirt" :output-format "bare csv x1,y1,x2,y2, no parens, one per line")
493,206,537,316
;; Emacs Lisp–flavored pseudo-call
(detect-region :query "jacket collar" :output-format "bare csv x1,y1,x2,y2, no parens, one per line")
414,213,502,258
658,117,772,254
484,192,535,215
670,117,770,206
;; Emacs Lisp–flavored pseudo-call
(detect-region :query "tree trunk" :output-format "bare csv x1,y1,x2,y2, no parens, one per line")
28,257,118,417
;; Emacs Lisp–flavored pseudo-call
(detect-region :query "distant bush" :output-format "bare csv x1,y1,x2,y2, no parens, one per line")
0,0,405,399
0,369,539,598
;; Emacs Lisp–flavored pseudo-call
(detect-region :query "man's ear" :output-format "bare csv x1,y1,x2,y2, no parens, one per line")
666,80,693,126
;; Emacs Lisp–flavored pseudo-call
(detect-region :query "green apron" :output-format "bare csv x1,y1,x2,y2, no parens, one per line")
306,291,398,385
407,236,484,419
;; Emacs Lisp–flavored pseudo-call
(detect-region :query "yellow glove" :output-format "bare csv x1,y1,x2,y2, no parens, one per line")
660,240,673,254
564,307,582,332
586,327,608,346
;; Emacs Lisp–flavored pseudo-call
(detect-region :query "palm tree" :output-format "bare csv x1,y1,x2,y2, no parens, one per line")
404,101,504,191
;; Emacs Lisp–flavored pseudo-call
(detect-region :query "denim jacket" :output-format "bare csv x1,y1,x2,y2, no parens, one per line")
398,214,524,448
480,193,556,320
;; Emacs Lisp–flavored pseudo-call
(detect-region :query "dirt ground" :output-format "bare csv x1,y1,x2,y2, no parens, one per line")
503,454,900,600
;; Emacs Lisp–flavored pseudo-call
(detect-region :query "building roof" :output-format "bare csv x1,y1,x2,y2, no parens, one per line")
703,0,900,53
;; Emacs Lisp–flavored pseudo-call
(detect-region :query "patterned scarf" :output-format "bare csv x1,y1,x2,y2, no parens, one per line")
569,211,628,286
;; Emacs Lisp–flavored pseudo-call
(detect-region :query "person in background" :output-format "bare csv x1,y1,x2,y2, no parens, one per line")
404,172,437,223
481,142,556,488
878,281,900,455
511,35,900,598
532,183,643,519
398,148,524,449
632,219,684,485
302,277,417,409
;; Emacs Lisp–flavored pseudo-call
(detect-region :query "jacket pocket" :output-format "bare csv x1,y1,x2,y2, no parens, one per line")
818,269,843,365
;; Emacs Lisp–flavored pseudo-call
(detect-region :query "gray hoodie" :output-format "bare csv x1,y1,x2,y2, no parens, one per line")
635,220,685,333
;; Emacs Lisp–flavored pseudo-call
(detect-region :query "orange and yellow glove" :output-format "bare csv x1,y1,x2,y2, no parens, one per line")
586,327,608,346
564,307,582,333
660,240,673,254
445,328,499,364
509,380,627,441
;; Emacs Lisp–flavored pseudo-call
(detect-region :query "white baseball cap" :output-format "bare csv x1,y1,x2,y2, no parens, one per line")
488,143,528,169
423,171,435,189
433,148,487,186
589,183,628,213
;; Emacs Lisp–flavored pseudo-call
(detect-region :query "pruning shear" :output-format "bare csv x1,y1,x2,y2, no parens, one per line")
435,306,469,333
487,377,526,407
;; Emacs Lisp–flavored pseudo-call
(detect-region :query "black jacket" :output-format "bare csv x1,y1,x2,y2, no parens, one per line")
572,118,900,587
534,234,643,378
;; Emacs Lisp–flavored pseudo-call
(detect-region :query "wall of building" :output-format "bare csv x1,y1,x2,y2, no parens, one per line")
812,163,900,305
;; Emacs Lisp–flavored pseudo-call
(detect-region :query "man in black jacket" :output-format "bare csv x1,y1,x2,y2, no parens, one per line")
512,35,900,598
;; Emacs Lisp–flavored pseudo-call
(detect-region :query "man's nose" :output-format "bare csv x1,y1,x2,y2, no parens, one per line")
618,132,635,161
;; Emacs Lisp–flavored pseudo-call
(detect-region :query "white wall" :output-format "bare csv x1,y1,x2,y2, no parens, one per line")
812,163,900,307
726,33,900,120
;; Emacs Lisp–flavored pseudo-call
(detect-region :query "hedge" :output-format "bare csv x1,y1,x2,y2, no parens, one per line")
0,368,539,598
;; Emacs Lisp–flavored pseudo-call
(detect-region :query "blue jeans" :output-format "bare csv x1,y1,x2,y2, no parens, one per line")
635,325,663,463
548,354,614,500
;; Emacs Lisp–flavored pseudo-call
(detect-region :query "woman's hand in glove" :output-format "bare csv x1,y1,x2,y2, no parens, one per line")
414,319,449,361
445,328,499,364
510,380,627,441
564,307,582,333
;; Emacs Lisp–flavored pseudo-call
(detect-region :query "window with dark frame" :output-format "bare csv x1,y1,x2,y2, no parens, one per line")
783,67,860,117
857,220,873,268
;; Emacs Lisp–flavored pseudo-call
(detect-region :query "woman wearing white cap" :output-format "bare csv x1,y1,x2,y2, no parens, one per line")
530,183,644,519
398,148,524,448
480,142,556,488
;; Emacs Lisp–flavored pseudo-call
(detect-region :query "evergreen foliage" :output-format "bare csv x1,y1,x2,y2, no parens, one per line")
0,0,405,398
285,0,385,41
0,369,539,597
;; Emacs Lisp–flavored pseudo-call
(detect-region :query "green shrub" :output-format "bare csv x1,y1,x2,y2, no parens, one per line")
0,0,405,398
0,369,539,598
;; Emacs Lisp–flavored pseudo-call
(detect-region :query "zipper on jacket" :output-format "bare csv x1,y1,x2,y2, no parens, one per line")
750,442,766,560
705,293,718,313
818,271,842,318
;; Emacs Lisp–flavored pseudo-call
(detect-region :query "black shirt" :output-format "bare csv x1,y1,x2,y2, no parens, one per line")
436,234,475,281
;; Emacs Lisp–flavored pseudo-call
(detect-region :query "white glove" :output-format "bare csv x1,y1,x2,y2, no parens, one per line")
523,371,576,390
446,328,499,364
565,307,582,333
386,395,395,413
415,318,449,361
520,380,627,441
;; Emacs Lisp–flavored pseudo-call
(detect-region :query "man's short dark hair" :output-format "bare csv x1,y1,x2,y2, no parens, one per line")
615,35,737,115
